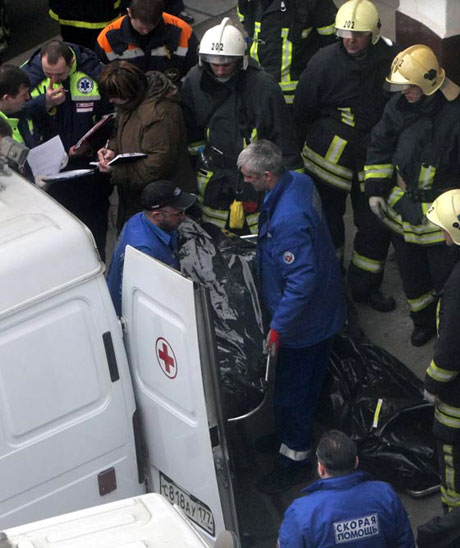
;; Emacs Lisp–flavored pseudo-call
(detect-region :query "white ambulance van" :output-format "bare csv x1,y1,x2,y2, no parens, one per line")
0,170,240,544
1,493,238,547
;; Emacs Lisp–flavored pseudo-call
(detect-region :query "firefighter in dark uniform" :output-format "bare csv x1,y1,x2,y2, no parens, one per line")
423,190,460,512
48,0,125,49
237,0,337,106
293,0,398,312
365,45,460,346
181,17,302,235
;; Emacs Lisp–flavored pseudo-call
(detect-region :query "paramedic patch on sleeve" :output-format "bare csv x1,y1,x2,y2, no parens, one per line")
333,514,379,543
283,251,295,264
77,77,94,94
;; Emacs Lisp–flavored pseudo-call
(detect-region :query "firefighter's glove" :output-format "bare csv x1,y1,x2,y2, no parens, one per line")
369,196,386,219
423,389,439,405
264,329,280,358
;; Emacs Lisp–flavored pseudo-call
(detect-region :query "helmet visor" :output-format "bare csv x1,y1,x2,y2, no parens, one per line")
200,53,241,65
383,81,411,92
336,29,371,39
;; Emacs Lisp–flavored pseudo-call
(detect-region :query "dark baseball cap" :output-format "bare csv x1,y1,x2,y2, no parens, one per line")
141,180,197,211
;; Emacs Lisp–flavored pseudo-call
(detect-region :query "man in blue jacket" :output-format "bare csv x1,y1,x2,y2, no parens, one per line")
278,430,415,547
107,180,196,315
237,140,346,493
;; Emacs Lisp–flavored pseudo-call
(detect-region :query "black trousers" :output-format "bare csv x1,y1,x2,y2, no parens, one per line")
48,171,112,261
163,0,185,15
59,25,101,50
315,180,391,296
391,235,458,328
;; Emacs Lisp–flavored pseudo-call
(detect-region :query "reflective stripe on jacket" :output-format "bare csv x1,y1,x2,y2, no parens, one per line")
239,0,336,104
23,43,106,151
49,0,122,28
425,260,460,442
181,62,303,227
293,39,398,192
96,14,198,83
0,107,44,149
365,91,460,245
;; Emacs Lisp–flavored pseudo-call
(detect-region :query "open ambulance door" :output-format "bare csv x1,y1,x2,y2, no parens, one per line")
122,246,239,543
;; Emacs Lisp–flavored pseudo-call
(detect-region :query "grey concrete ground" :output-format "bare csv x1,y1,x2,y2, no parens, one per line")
5,0,441,544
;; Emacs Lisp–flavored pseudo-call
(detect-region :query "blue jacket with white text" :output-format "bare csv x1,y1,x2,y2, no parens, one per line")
279,471,415,547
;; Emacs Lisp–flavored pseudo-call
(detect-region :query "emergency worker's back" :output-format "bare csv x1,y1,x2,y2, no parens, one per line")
278,471,415,547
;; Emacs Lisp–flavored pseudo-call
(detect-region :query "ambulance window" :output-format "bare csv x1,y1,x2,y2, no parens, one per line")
0,299,109,442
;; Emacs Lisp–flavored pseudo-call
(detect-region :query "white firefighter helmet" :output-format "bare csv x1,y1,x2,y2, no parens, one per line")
386,44,445,96
426,189,460,245
335,0,380,45
199,17,248,69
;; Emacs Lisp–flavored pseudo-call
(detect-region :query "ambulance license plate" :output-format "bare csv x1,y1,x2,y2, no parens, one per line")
160,472,215,536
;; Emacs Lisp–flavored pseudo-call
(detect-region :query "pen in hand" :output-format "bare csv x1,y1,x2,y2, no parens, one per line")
97,140,115,173
99,140,112,164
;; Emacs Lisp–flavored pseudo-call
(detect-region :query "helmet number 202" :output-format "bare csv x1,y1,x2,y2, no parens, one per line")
211,42,224,51
343,20,355,29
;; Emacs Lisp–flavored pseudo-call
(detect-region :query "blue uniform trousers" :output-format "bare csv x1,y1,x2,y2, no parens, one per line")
275,337,332,459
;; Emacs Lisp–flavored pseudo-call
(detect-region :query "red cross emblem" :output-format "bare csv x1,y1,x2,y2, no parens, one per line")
155,337,178,379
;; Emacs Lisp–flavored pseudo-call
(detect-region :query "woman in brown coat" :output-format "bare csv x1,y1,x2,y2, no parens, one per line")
97,61,196,228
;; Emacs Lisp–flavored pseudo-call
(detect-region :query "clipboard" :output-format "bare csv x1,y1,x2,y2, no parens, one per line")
42,168,96,183
73,113,115,150
108,152,147,166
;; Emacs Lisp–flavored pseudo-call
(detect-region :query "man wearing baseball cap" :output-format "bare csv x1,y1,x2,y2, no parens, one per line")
106,180,196,315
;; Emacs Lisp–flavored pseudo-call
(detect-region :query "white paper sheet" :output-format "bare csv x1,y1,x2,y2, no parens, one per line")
27,135,66,178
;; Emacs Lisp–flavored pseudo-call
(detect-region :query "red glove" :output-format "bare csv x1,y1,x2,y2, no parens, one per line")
265,329,280,357
242,200,259,213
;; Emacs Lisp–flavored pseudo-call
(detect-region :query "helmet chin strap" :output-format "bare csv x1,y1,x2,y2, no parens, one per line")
215,75,233,83
408,94,429,105
202,58,242,83
347,44,371,61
